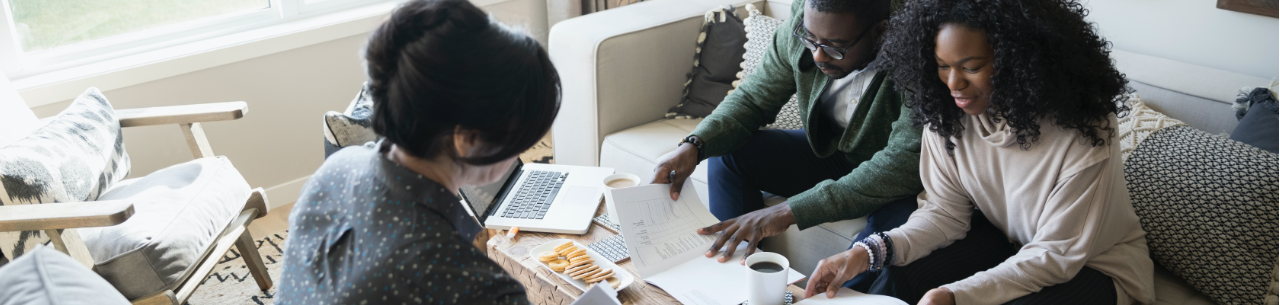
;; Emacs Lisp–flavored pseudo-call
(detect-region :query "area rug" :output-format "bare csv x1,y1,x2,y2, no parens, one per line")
186,231,286,305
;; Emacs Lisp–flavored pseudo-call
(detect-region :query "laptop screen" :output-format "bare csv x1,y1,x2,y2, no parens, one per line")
458,159,522,224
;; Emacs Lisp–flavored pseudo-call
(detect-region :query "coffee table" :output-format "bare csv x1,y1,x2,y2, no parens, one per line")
485,201,807,304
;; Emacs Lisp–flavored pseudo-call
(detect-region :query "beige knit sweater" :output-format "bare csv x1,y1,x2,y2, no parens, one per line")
885,114,1155,305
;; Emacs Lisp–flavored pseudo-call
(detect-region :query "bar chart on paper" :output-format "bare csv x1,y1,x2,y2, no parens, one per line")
609,182,722,276
627,197,718,264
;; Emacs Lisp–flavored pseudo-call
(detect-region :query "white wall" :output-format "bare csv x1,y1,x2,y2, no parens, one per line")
27,0,550,209
1086,0,1278,79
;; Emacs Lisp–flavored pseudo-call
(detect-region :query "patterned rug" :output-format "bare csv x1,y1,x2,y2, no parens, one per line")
186,231,287,305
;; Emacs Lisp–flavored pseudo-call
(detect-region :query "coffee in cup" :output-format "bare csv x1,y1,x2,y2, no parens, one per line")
745,252,790,305
602,173,642,225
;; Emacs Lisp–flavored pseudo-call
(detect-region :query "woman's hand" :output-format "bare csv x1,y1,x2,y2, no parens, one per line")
918,287,955,305
804,246,871,299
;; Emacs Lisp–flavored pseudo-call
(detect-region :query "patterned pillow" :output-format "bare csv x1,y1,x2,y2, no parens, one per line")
1116,94,1186,162
0,87,130,259
665,5,747,119
323,82,378,157
736,5,802,130
1125,125,1279,305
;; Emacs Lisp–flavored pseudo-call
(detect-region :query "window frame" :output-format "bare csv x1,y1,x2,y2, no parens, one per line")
0,0,398,79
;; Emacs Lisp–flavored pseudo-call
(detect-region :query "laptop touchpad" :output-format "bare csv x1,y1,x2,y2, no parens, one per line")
559,186,602,206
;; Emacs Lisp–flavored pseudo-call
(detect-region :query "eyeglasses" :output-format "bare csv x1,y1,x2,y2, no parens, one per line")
792,19,876,60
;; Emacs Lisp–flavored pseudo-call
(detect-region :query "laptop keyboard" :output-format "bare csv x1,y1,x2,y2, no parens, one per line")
500,170,568,220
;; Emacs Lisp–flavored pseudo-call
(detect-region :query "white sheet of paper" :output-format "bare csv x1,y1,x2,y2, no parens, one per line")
569,283,622,305
646,242,805,305
793,288,908,305
612,181,805,305
612,181,722,277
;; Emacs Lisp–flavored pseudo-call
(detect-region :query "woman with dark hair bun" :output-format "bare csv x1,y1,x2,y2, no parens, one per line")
277,0,559,303
804,0,1154,304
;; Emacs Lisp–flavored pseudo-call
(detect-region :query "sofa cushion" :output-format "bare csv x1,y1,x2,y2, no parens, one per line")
0,246,130,305
78,156,250,299
737,5,802,130
666,6,747,119
1230,86,1278,154
1117,94,1187,162
1125,125,1279,305
0,87,131,260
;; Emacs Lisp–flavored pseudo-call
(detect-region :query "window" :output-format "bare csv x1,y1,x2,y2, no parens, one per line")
0,0,398,78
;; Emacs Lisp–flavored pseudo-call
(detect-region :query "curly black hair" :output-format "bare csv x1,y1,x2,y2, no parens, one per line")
879,0,1129,151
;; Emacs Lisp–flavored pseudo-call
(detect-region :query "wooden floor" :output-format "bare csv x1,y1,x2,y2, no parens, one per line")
247,202,293,239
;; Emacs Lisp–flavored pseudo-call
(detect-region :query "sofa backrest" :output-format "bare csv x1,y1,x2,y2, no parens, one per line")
1112,50,1271,135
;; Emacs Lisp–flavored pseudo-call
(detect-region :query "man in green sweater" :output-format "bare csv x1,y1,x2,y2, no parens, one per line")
652,0,922,288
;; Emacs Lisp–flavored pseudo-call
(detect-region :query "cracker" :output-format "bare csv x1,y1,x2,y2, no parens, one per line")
586,269,614,283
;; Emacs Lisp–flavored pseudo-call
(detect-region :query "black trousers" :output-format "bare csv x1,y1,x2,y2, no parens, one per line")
866,210,1119,305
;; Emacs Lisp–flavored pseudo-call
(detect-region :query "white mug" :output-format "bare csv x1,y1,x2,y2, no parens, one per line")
745,252,789,305
602,173,641,224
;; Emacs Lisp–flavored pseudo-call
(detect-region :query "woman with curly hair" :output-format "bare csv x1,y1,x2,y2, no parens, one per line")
803,0,1154,304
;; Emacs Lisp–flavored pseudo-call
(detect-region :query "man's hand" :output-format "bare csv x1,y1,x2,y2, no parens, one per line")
651,139,700,200
696,203,796,264
918,287,955,305
804,246,870,299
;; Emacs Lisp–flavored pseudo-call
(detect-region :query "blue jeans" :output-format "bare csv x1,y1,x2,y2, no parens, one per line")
706,129,917,290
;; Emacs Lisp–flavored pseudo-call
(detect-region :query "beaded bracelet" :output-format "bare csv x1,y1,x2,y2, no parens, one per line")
851,241,876,272
876,232,896,267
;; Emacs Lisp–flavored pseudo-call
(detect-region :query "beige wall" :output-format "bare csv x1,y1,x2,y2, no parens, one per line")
1085,0,1277,79
32,34,369,207
28,0,551,208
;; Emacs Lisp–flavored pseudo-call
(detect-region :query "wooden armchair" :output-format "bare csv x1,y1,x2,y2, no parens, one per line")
0,101,273,305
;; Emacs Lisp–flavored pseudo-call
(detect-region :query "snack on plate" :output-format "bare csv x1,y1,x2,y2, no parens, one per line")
556,245,579,257
568,265,599,277
537,251,559,262
585,269,614,283
554,241,575,252
548,259,570,272
566,258,594,270
606,277,621,289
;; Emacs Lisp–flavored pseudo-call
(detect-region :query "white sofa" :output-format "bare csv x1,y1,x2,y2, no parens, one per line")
548,0,1269,303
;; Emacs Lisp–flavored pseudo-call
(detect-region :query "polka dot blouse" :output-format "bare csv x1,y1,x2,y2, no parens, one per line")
277,143,528,304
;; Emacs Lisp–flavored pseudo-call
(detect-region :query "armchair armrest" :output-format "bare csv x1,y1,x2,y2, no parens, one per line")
116,101,247,128
548,0,766,166
0,200,134,232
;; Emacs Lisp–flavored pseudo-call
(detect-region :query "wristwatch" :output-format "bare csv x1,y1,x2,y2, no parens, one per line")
677,135,704,160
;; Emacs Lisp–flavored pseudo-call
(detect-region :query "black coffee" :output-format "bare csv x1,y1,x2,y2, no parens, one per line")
749,262,784,273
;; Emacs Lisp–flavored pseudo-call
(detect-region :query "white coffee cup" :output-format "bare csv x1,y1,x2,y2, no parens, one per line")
602,173,641,224
745,252,790,305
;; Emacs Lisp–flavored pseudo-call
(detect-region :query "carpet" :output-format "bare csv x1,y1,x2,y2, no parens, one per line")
186,231,287,305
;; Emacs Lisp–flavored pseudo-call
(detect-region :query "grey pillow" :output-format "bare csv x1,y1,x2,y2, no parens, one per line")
323,82,377,157
735,5,802,130
665,6,747,119
79,156,250,299
1125,125,1279,305
1230,87,1278,154
0,87,130,260
0,245,130,305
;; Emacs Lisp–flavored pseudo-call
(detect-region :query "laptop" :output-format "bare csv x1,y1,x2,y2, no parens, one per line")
459,159,614,234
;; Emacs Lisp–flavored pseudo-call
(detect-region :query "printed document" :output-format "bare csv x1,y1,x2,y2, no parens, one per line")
609,181,804,305
793,288,907,305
